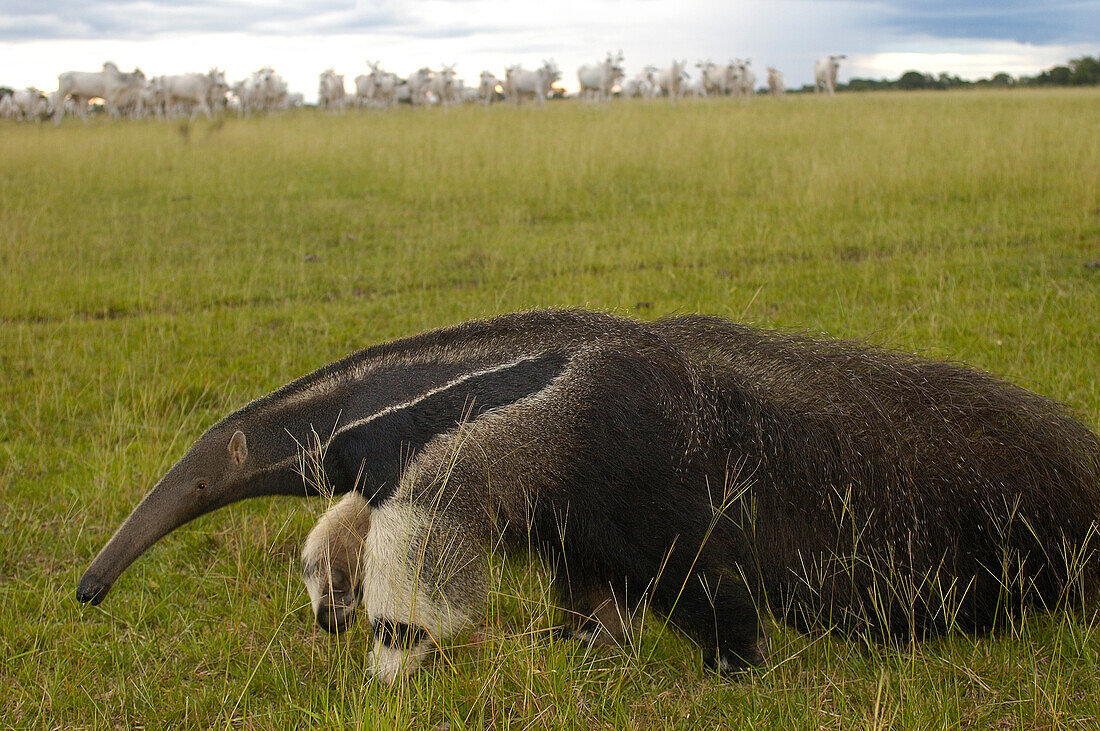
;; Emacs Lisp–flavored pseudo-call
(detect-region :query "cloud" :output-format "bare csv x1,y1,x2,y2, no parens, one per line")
871,0,1100,45
2,0,1097,47
849,40,1098,80
0,1,411,41
0,0,1094,99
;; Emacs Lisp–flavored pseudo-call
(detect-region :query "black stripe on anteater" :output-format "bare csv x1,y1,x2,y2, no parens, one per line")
373,618,429,649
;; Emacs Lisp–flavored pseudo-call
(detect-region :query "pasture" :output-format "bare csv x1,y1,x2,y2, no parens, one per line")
2,89,1099,728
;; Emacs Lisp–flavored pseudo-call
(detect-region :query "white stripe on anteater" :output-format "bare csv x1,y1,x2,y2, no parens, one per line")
255,352,555,482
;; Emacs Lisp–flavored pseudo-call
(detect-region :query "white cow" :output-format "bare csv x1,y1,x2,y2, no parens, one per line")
505,60,561,104
427,64,458,105
318,68,346,111
502,66,518,101
104,62,146,117
11,87,49,121
703,60,746,96
577,51,624,101
696,61,733,96
683,80,707,98
362,61,401,108
651,60,688,99
272,75,291,110
55,62,146,123
456,82,479,104
208,75,229,114
353,73,373,107
162,69,228,118
230,79,254,116
248,68,272,106
478,70,503,104
249,67,287,112
258,68,289,111
232,67,283,116
46,91,79,120
814,55,846,95
735,59,757,97
135,76,166,119
56,69,103,122
620,70,654,99
378,66,402,107
0,94,14,120
404,67,433,106
767,67,785,96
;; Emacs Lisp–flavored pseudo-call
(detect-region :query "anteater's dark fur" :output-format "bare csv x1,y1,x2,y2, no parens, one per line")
387,311,1100,669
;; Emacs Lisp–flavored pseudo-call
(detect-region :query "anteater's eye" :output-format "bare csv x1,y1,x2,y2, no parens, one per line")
195,481,207,492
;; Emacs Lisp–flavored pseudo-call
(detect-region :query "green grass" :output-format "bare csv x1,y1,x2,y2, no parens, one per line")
1,89,1099,729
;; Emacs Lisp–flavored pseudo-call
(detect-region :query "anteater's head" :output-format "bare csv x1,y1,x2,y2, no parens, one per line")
76,428,251,605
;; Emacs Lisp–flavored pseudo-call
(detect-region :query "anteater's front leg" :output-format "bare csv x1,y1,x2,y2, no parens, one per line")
301,491,372,633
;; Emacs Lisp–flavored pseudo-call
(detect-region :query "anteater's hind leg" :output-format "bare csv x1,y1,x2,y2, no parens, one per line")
654,569,767,673
301,491,372,634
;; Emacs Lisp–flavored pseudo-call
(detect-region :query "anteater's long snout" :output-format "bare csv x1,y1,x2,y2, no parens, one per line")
76,480,204,606
76,497,169,605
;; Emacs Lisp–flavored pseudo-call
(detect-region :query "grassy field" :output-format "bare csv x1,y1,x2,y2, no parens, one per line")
1,89,1098,729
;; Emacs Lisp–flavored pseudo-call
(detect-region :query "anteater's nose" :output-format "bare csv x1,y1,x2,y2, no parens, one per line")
77,575,110,605
316,602,356,634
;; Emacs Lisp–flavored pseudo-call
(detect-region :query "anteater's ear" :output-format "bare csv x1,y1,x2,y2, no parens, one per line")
228,430,248,467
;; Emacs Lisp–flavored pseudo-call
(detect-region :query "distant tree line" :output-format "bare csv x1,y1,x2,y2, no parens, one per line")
794,55,1099,92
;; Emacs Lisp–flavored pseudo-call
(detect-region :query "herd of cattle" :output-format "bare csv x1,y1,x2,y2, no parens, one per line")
0,53,847,123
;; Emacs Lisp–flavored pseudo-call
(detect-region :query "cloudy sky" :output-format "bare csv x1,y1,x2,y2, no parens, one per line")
0,0,1096,100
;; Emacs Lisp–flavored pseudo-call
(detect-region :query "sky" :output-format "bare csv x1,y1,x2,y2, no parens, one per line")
0,0,1096,100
